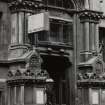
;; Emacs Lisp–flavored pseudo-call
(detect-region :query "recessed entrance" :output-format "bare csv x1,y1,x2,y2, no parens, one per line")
41,55,71,105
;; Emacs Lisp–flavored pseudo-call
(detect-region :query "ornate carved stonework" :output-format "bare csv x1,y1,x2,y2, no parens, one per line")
77,56,105,87
77,72,105,87
7,48,50,86
7,68,50,85
79,10,103,23
29,54,42,70
8,0,43,12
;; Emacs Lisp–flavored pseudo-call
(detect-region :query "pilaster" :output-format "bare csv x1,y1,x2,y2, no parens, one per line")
8,0,43,59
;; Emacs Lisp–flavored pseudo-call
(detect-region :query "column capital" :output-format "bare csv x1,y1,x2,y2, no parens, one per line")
78,10,103,23
8,0,43,13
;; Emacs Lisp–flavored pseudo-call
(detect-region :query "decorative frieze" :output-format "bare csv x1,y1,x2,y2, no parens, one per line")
77,72,105,87
7,68,50,85
77,72,105,80
77,55,105,87
79,10,103,23
8,0,43,12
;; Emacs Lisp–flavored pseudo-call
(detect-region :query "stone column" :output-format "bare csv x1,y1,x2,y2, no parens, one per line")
24,13,31,44
20,84,24,105
14,86,17,105
84,22,89,51
89,23,95,51
18,12,24,44
11,13,18,44
83,22,90,61
7,86,11,105
89,88,92,105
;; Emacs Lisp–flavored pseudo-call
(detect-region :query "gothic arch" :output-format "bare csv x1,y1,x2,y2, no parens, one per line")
63,0,77,9
72,0,85,10
70,0,78,9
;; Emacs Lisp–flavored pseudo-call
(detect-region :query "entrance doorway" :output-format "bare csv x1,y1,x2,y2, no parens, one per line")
41,55,71,105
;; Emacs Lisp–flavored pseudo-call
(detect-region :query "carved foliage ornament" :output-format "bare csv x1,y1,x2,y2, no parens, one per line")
7,69,50,84
79,10,103,22
8,0,43,11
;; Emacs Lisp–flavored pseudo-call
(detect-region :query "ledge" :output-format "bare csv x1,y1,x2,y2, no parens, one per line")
77,80,105,87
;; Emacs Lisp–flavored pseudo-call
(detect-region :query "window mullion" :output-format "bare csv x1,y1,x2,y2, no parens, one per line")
60,23,63,43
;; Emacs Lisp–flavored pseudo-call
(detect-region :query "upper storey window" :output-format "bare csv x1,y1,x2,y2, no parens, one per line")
45,0,74,9
37,20,73,46
49,20,73,44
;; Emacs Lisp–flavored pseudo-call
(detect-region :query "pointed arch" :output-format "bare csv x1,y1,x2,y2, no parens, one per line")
70,0,78,9
63,0,76,9
45,0,77,9
72,0,85,10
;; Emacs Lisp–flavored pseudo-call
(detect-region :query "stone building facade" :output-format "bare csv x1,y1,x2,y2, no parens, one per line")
0,0,105,105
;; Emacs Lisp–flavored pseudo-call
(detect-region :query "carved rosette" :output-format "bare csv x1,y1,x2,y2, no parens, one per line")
79,10,103,23
8,0,43,12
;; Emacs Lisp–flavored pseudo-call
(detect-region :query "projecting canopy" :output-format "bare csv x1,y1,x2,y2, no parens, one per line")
28,12,49,34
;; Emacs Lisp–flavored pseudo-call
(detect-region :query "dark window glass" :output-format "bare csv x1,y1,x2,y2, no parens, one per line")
44,0,48,5
46,0,74,8
54,82,58,104
50,22,62,43
56,0,63,7
48,0,56,6
37,20,73,46
63,23,72,44
38,31,48,41
50,21,73,44
63,0,74,8
62,81,66,104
